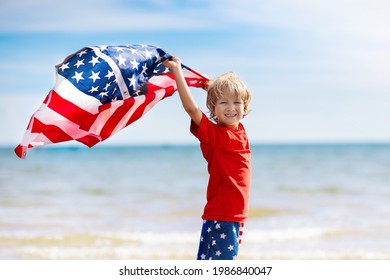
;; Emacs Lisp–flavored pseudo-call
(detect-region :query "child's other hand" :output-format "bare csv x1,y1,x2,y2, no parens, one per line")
162,56,181,70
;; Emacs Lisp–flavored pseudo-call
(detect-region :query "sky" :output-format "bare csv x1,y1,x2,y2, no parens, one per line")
1,0,389,146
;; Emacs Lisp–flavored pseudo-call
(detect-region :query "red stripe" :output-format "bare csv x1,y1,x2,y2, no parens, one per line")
125,93,156,126
99,98,136,140
76,135,101,147
43,91,51,104
239,223,244,244
14,145,24,159
149,85,175,97
31,117,73,143
14,144,33,159
79,102,111,132
123,89,174,128
79,110,101,132
185,77,205,88
47,90,95,127
97,87,174,140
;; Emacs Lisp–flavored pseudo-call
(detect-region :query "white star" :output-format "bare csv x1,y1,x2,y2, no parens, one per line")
215,250,221,257
89,71,101,83
89,56,100,67
140,64,148,75
212,240,216,246
115,47,125,52
72,71,84,83
207,227,211,233
130,58,139,69
215,223,221,229
143,49,153,59
155,52,161,62
220,233,226,239
103,82,111,91
130,48,138,55
74,59,85,68
200,254,206,260
88,86,99,93
78,50,88,57
105,70,115,79
117,55,126,66
99,91,109,97
228,245,234,251
59,62,69,72
128,74,137,89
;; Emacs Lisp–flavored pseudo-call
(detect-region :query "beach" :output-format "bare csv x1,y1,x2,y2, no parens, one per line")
1,144,390,259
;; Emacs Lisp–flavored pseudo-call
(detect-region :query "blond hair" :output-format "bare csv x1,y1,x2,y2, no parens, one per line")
206,72,251,122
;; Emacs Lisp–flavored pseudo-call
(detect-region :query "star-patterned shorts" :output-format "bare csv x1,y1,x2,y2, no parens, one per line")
196,220,244,260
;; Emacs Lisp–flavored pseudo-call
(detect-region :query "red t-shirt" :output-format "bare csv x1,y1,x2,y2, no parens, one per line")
190,113,251,223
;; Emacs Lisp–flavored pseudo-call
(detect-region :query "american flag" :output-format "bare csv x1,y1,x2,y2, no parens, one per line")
15,45,208,159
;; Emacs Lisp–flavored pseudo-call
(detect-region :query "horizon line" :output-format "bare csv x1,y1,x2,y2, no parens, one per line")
1,140,390,150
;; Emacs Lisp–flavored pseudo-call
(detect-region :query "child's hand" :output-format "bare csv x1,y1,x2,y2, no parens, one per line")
162,56,181,70
201,79,212,91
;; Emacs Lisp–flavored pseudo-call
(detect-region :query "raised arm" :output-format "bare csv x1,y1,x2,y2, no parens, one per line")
162,56,203,126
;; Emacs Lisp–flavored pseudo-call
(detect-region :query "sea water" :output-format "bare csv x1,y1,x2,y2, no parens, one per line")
1,144,390,259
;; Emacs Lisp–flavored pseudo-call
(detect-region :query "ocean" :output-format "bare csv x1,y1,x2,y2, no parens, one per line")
1,143,390,259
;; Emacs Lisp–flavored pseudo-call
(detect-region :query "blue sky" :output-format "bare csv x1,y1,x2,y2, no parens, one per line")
1,0,389,146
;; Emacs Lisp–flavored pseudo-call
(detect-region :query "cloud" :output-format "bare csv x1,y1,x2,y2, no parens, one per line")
214,0,390,41
0,0,214,32
1,0,390,144
203,0,390,90
2,0,389,44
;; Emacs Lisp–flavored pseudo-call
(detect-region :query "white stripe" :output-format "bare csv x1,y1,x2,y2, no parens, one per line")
54,74,101,114
19,128,44,148
29,133,52,147
88,89,167,137
182,67,202,78
109,89,167,137
88,100,125,135
148,75,176,89
143,89,167,113
90,46,130,100
110,95,146,136
18,109,54,152
33,104,99,140
87,95,147,136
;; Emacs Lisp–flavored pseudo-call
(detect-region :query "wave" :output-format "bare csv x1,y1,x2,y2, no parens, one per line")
2,226,389,260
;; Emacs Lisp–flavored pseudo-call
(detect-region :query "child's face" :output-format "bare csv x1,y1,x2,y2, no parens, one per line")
213,90,244,129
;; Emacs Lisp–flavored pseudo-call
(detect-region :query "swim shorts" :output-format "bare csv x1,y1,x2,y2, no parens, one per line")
196,220,244,260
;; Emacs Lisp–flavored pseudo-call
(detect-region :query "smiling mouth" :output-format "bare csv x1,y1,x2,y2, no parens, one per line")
225,114,237,117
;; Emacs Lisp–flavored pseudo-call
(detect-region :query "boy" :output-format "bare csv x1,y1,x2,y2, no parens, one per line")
163,57,251,260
